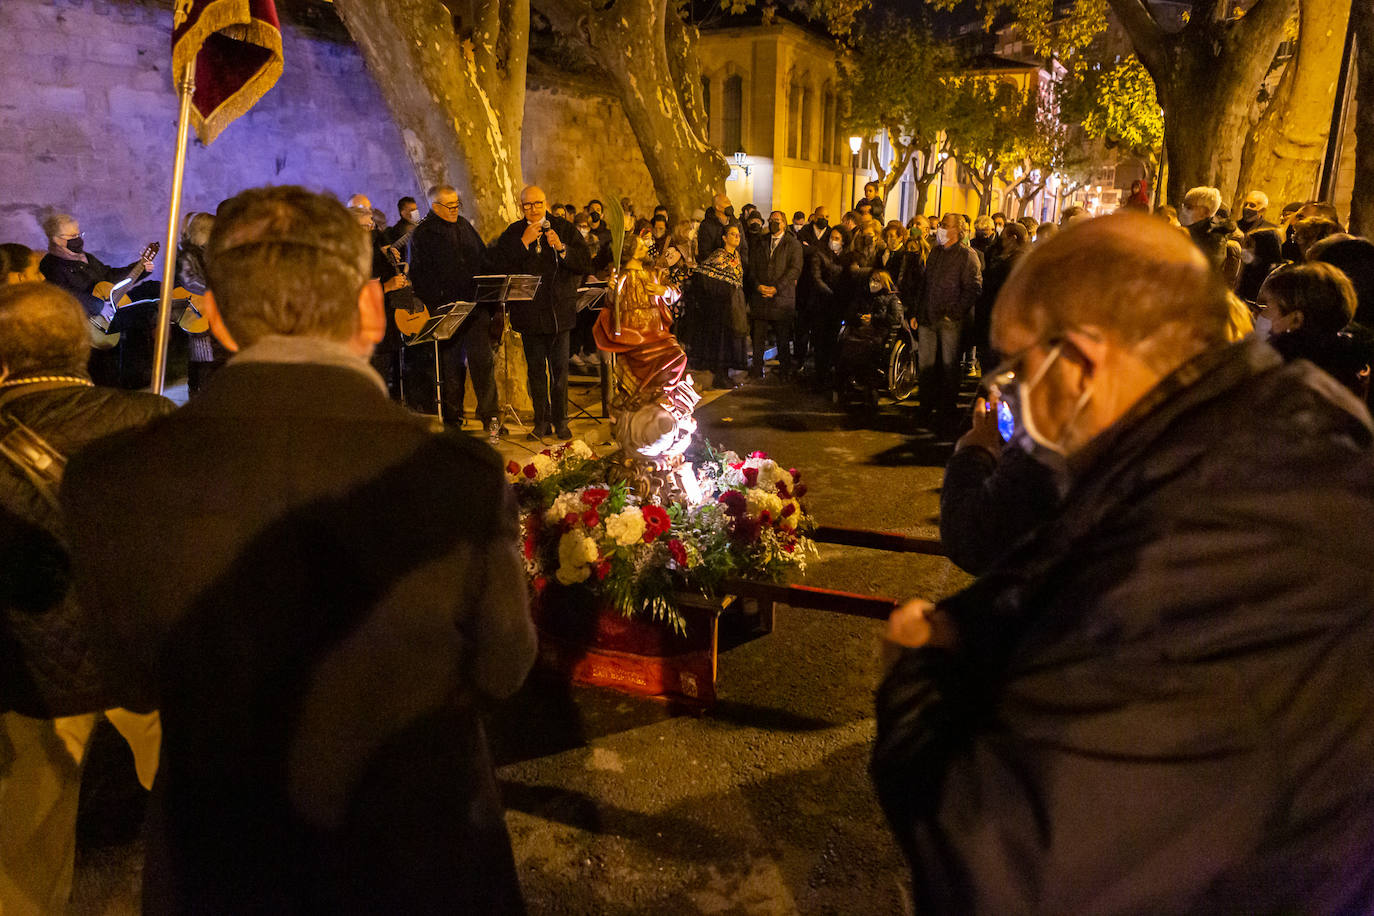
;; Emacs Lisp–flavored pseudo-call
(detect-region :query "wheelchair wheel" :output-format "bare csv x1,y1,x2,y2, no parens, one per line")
887,336,918,402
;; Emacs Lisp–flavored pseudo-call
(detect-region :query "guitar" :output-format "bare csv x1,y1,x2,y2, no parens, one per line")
174,287,210,334
384,244,432,336
88,242,159,349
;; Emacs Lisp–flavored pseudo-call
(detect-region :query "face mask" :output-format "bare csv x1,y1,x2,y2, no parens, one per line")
1252,314,1272,340
1241,249,1256,265
868,279,883,294
816,218,828,229
1018,342,1092,458
66,237,84,254
793,221,805,230
403,210,418,224
590,213,601,223
829,240,842,253
935,228,949,247
769,220,783,234
749,223,763,234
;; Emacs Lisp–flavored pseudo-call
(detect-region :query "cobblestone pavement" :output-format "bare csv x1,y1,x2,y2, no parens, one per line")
73,373,973,915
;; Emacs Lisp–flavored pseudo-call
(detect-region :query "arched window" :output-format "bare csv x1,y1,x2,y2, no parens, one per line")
786,83,801,159
724,75,744,153
800,87,814,161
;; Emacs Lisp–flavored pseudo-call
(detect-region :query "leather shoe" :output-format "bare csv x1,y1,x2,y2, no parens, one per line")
554,425,572,440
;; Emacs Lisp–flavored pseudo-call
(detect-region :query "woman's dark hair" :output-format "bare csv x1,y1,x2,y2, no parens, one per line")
1310,236,1374,325
1260,262,1358,335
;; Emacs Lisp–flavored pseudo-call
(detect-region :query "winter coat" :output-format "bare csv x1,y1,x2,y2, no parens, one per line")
491,215,593,336
407,213,487,308
873,338,1374,913
1,382,174,717
915,243,982,324
746,232,803,321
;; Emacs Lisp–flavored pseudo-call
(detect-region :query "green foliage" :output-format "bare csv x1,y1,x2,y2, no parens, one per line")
842,13,953,149
945,77,1038,185
1069,55,1163,162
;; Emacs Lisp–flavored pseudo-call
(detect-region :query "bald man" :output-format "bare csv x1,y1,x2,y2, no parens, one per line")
873,212,1374,912
490,185,592,439
694,192,748,269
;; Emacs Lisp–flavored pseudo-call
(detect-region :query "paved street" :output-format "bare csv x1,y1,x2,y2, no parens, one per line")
73,376,975,915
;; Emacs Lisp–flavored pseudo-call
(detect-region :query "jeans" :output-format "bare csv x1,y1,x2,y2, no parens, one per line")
917,317,964,414
751,314,795,375
522,329,571,432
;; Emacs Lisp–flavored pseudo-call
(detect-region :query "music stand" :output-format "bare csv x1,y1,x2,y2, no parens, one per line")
569,283,611,422
473,274,541,433
403,301,477,425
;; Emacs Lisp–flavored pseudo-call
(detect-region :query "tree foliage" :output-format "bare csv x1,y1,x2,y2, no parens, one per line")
944,77,1039,216
1068,55,1163,169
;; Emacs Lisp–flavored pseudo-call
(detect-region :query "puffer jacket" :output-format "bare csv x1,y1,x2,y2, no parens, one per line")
0,381,174,716
874,338,1374,914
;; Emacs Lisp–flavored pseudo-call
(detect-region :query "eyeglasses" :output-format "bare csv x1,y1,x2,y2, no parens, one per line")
520,201,546,210
434,201,460,211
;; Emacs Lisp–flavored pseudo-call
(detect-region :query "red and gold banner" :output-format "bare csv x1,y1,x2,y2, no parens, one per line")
172,0,283,145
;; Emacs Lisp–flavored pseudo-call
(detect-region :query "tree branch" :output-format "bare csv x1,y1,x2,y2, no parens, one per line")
1105,0,1168,77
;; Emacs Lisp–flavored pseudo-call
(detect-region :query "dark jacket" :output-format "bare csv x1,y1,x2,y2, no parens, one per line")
696,211,749,270
491,215,592,335
796,221,830,248
61,359,536,914
938,440,1062,575
746,231,803,321
874,339,1374,914
915,243,982,324
809,246,844,313
857,196,885,222
0,383,174,717
407,213,486,308
40,252,147,317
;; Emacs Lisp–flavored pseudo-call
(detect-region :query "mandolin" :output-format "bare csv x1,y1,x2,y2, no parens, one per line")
88,242,159,349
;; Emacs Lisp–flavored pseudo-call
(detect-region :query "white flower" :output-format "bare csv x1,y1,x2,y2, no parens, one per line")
558,529,600,569
556,563,591,585
530,453,558,480
567,439,594,460
721,450,741,466
721,465,746,488
545,491,584,524
745,489,784,520
605,507,647,546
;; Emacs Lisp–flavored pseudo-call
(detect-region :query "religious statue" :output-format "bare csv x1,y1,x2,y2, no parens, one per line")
593,233,702,501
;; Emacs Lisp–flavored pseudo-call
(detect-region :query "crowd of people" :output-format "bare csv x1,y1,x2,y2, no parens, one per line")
1,176,1373,913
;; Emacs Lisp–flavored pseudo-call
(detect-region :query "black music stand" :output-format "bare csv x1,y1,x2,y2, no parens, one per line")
473,274,541,433
570,283,611,421
403,301,477,425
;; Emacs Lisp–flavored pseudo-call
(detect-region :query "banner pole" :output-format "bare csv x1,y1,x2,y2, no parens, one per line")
151,57,196,396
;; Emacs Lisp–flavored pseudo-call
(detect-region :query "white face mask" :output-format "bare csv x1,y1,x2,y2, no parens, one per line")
1252,314,1273,340
829,239,842,253
403,210,418,224
1017,342,1092,458
1241,249,1256,265
935,227,950,247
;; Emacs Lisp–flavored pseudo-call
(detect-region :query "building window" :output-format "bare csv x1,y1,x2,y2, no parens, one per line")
800,87,813,162
821,91,834,164
786,84,801,159
724,75,743,154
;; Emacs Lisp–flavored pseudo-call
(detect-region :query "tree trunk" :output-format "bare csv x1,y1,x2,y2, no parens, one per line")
542,0,728,219
1235,0,1352,210
1350,0,1374,234
332,0,526,237
666,13,709,139
914,174,937,216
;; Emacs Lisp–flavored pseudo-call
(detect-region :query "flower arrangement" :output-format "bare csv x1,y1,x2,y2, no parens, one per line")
507,440,815,633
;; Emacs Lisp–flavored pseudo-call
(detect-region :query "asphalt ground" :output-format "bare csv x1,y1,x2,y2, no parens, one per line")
72,370,979,915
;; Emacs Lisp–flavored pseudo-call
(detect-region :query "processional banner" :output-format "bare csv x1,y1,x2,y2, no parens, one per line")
172,0,284,144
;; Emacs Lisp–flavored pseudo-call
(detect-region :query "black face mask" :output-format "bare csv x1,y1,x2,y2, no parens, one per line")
66,237,85,254
815,218,828,229
769,220,783,234
590,213,601,223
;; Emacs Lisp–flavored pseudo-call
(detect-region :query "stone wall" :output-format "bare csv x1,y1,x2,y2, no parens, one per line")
0,0,421,258
0,0,664,259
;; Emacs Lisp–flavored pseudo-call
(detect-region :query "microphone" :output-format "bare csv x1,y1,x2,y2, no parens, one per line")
538,218,550,254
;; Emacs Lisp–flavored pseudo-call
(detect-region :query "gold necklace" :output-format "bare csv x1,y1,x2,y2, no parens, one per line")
0,375,94,389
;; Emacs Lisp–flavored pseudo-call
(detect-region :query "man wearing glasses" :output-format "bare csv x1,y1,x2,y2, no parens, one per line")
407,184,495,427
873,212,1374,912
491,185,592,440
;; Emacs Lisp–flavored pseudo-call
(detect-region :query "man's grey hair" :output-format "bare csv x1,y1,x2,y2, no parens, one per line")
428,184,457,203
1183,186,1223,219
0,282,91,378
41,212,75,239
205,186,370,347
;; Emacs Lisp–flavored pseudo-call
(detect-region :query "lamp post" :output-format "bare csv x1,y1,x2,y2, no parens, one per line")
848,135,863,210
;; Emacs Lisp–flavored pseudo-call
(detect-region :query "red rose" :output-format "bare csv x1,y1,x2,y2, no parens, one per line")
781,502,796,518
540,448,552,457
742,466,759,486
789,468,800,481
794,483,808,498
581,509,601,528
561,515,577,532
668,538,688,566
749,450,767,459
759,510,772,524
641,505,671,542
783,542,796,553
718,490,747,515
728,461,744,471
506,460,520,476
776,482,791,498
581,487,610,508
594,559,612,580
523,463,537,479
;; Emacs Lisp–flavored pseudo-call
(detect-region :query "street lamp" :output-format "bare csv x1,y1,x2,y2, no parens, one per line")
848,135,863,209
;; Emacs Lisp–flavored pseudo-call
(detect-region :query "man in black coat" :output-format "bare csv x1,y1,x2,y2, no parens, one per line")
696,192,749,270
490,185,592,440
0,281,173,915
873,213,1374,913
61,187,536,915
746,211,803,378
408,184,499,427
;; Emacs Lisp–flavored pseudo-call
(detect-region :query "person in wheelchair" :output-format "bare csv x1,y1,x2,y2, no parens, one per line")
834,270,917,405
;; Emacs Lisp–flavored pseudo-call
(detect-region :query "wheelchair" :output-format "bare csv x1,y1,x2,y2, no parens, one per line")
832,318,918,407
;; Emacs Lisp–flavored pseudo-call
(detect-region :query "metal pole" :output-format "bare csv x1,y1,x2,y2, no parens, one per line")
151,58,196,395
851,155,858,210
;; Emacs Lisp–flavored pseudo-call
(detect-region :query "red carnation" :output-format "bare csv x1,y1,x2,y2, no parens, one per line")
794,483,808,498
781,502,796,518
581,487,610,508
523,463,537,479
742,466,760,486
729,461,744,471
668,538,688,566
789,468,800,481
506,460,520,476
749,450,767,459
641,504,672,542
581,509,601,528
718,490,747,515
776,482,791,498
594,559,612,580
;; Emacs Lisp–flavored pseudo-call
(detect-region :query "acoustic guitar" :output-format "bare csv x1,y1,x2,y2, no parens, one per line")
384,244,432,336
174,287,209,334
88,242,159,350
